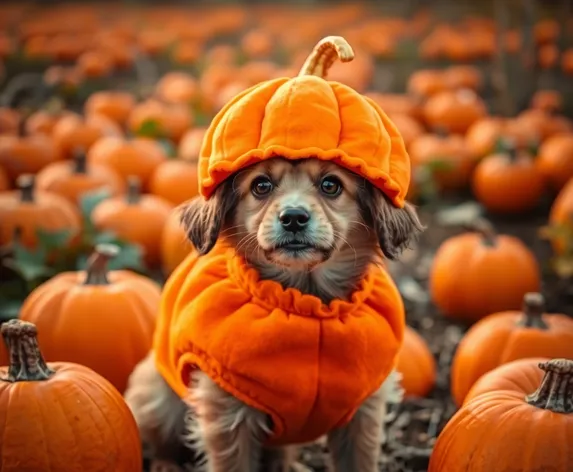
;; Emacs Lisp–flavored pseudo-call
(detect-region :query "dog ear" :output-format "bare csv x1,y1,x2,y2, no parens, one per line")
358,181,424,260
180,180,238,255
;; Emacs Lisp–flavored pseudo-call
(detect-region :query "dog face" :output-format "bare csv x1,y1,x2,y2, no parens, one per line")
182,157,422,272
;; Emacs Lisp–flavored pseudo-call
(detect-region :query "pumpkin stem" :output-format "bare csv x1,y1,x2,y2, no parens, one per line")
17,115,28,137
0,319,55,382
467,218,497,247
126,176,142,205
298,36,354,79
72,148,88,174
517,292,548,329
84,244,119,285
526,359,573,413
16,174,35,203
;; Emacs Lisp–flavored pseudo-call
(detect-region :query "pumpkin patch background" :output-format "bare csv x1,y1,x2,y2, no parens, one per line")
1,0,573,471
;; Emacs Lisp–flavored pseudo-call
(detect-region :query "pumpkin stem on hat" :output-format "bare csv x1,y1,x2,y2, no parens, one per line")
526,358,573,413
16,174,36,203
126,176,142,205
298,36,355,79
72,148,88,174
0,319,55,382
84,244,119,285
517,292,548,329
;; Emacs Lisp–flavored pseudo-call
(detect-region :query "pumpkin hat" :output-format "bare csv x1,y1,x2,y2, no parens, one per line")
199,36,411,208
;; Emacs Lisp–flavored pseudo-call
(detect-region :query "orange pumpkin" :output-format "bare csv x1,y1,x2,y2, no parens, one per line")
127,98,193,143
530,89,563,113
160,206,192,276
423,89,487,134
408,132,473,191
385,114,424,147
0,165,8,191
450,292,573,406
0,174,81,249
92,177,174,267
471,142,545,214
52,112,122,158
396,326,437,398
429,358,573,472
36,150,125,206
241,28,274,59
25,109,76,136
537,133,573,191
87,136,166,189
0,120,62,182
547,177,573,255
76,49,115,78
154,72,199,106
178,127,207,162
562,48,573,75
407,69,446,99
538,43,559,69
149,159,199,205
19,244,160,394
443,65,483,91
363,92,422,121
429,219,541,322
515,109,572,142
0,107,19,136
464,357,550,406
84,91,136,127
0,319,142,470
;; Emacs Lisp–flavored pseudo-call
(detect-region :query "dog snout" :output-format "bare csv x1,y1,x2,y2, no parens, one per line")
279,207,310,233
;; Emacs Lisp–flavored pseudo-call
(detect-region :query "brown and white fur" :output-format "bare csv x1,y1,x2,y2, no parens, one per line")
125,158,423,472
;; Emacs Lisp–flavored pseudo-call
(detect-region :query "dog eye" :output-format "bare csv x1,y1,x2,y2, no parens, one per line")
320,176,343,197
251,176,274,197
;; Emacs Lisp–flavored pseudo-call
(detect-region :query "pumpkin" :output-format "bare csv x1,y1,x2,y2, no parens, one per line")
396,326,437,398
0,119,62,182
537,133,573,191
36,149,125,205
538,43,559,69
562,48,573,75
92,177,174,267
154,71,199,106
0,165,8,191
547,177,573,255
178,127,207,162
428,358,573,472
0,107,19,136
19,244,160,393
429,219,541,322
87,136,166,189
463,116,531,160
516,109,572,142
0,174,81,249
52,112,122,159
471,141,546,214
464,357,550,405
530,89,563,113
240,28,274,59
25,108,76,136
149,159,199,205
408,132,473,191
450,292,573,406
161,205,192,276
422,88,487,134
76,49,114,78
406,69,446,99
127,98,193,143
363,92,422,121
0,319,143,470
84,90,136,127
443,65,483,91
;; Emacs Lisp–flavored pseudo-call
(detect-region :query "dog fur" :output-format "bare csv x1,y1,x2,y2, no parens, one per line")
124,158,423,472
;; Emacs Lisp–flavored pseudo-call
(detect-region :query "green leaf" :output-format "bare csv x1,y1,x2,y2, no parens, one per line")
106,243,146,272
93,231,119,245
157,138,177,158
35,228,75,251
136,119,165,139
424,158,456,172
3,242,53,282
80,188,111,222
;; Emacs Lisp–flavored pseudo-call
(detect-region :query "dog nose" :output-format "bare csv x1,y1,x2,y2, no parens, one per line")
279,207,310,233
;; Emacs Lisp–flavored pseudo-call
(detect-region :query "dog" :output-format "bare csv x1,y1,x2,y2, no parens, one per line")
125,157,423,472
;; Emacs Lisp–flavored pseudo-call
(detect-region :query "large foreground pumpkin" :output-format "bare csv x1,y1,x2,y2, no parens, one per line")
19,244,161,393
429,358,573,472
0,319,142,471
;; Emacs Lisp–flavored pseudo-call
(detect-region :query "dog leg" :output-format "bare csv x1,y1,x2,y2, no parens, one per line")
124,352,191,468
186,370,271,472
326,371,403,472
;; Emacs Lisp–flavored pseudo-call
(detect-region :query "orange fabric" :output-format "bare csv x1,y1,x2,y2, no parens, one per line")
154,244,405,445
198,76,411,208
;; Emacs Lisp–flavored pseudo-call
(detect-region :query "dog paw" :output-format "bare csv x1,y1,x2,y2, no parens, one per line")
150,459,186,472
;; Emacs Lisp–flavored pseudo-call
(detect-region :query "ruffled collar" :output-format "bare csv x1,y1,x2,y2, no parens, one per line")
226,250,378,319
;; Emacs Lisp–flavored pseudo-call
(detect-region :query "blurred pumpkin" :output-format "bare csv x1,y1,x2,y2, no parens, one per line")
396,326,437,398
149,159,199,205
450,292,573,406
515,109,572,142
241,28,274,59
0,165,8,191
537,133,573,191
127,98,193,143
0,319,143,471
389,114,424,147
155,72,199,106
52,112,122,158
406,69,446,99
36,149,125,206
19,244,161,394
429,219,541,323
364,92,422,121
534,19,560,45
84,90,136,127
472,142,545,214
92,177,174,267
547,177,573,255
538,43,559,69
0,174,81,249
423,89,487,134
0,107,19,135
443,65,483,91
562,48,573,75
161,206,192,276
172,40,202,65
25,108,75,136
530,89,562,113
429,358,573,472
178,127,207,162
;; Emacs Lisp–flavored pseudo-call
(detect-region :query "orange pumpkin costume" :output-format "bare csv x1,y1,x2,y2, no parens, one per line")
153,36,411,445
